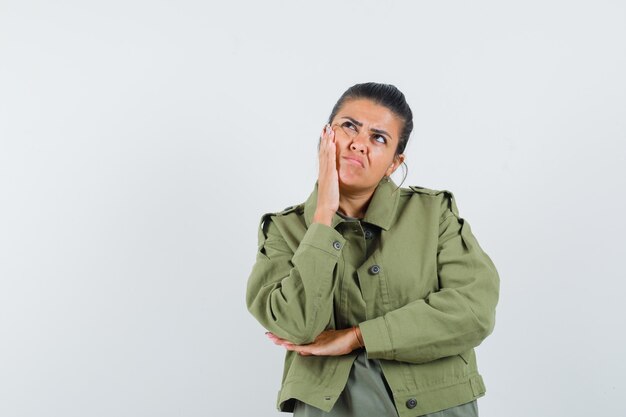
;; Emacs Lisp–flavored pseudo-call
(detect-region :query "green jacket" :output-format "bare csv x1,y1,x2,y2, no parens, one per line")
246,178,500,417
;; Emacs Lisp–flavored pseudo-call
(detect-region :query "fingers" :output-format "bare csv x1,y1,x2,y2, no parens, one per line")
319,124,336,153
266,332,316,355
266,332,298,351
321,123,333,140
325,123,335,140
319,124,337,180
267,329,350,356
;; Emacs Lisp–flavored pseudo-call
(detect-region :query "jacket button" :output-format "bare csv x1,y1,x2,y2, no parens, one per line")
364,229,373,239
406,398,417,409
333,241,342,250
369,265,380,274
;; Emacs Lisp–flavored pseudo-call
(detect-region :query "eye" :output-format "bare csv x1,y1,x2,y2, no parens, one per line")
374,135,387,144
342,121,357,131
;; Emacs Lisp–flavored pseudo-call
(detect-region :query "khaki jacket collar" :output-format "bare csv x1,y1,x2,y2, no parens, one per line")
303,177,401,231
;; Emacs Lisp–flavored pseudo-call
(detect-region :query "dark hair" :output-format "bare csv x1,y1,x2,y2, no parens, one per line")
327,82,413,188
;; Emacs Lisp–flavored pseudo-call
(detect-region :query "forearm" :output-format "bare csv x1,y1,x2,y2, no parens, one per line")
358,283,498,363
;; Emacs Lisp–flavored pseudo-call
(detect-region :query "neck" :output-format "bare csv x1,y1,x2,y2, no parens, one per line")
337,186,376,219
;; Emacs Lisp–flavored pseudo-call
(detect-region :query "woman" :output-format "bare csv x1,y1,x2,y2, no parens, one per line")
246,82,500,417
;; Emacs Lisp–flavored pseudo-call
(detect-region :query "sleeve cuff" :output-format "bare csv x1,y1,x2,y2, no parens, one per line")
359,316,394,360
299,222,347,256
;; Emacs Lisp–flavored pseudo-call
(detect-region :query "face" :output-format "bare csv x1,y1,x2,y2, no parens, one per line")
330,98,405,192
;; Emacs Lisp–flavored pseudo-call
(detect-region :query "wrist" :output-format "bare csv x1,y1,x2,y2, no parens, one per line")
313,209,334,226
352,326,364,350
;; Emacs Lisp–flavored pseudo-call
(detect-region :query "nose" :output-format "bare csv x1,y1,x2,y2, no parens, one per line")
349,133,367,153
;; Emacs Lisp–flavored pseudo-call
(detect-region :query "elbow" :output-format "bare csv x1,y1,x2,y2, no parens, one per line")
260,319,318,346
246,293,323,345
472,307,497,344
474,271,500,340
266,305,327,345
478,315,495,340
467,291,499,344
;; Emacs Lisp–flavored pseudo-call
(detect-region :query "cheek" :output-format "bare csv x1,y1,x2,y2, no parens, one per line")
370,148,393,166
333,132,346,146
334,135,349,154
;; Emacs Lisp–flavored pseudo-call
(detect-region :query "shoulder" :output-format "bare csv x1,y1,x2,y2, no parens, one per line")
402,185,461,218
403,185,448,196
258,203,305,234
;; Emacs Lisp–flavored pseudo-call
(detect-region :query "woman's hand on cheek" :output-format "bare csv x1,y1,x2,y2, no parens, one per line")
313,124,340,226
266,329,360,356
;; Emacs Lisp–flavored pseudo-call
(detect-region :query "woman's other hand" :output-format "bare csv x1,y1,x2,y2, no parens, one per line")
266,328,362,356
313,124,340,226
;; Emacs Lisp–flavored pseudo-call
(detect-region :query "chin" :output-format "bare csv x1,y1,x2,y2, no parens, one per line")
338,173,371,191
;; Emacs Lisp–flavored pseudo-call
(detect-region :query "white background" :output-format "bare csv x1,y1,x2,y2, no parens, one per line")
1,1,625,416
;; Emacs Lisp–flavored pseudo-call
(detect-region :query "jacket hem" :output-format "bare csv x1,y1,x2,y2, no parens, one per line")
392,374,486,417
277,372,486,416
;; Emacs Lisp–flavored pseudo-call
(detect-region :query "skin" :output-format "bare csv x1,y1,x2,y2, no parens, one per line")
267,98,406,356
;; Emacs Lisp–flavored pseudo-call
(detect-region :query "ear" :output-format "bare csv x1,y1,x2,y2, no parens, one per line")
386,154,405,177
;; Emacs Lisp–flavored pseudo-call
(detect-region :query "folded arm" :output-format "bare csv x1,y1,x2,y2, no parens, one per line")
359,193,500,364
246,216,344,345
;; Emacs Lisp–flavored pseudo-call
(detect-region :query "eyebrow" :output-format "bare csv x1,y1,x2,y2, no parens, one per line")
340,116,393,140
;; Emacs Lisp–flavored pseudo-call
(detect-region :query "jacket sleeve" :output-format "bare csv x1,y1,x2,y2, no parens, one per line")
358,192,500,364
246,214,346,345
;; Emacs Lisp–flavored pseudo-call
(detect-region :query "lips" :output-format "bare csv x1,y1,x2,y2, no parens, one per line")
342,156,364,168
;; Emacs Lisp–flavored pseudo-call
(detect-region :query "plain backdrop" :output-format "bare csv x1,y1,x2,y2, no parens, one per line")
1,1,625,416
